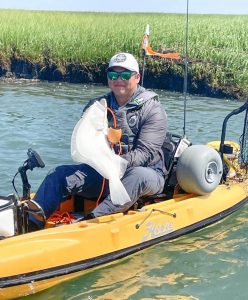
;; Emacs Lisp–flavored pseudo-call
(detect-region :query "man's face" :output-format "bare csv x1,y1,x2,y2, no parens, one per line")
107,67,140,101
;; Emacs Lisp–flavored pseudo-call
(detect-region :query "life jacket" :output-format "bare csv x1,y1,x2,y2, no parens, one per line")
83,88,166,173
105,90,159,155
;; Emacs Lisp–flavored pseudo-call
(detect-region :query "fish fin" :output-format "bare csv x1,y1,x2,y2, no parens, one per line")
109,177,131,206
99,98,107,107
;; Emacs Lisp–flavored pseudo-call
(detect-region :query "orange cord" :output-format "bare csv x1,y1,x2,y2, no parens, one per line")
48,212,75,225
107,107,117,127
95,106,122,207
47,106,122,223
54,107,121,217
96,177,106,207
107,107,122,155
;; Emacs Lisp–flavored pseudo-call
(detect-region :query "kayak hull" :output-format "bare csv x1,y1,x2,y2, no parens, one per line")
0,179,247,299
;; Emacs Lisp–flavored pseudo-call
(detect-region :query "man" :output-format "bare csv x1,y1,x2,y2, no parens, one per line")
29,52,167,228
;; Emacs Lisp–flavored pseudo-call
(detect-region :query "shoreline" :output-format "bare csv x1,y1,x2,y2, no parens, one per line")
0,58,244,100
0,11,247,101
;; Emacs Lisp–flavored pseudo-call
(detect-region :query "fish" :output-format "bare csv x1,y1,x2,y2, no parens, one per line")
71,98,131,206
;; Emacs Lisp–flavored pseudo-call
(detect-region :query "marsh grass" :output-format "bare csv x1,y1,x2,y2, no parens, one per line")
0,10,247,97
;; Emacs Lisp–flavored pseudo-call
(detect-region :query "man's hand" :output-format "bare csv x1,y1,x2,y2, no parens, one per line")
107,127,122,144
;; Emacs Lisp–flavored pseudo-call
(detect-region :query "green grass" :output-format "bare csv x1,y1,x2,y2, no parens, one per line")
0,10,248,97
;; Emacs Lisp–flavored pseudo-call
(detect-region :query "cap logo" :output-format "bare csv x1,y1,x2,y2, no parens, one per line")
114,53,127,63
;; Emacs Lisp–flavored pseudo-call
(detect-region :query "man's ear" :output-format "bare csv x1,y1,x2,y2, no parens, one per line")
136,73,141,83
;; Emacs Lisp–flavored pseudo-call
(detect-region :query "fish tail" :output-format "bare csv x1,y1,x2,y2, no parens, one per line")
109,177,131,206
113,155,128,179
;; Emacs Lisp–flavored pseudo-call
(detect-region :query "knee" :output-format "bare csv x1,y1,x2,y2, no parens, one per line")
122,167,146,186
48,165,65,176
47,165,74,181
44,165,72,188
124,167,145,180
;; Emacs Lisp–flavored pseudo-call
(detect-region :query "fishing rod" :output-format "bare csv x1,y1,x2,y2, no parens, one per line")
183,0,189,137
141,2,190,137
141,24,149,87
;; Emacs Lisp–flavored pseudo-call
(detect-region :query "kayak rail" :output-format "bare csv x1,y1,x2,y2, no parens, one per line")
219,100,248,162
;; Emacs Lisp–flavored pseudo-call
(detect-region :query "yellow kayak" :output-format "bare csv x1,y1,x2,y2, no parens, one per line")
0,101,247,299
0,177,248,299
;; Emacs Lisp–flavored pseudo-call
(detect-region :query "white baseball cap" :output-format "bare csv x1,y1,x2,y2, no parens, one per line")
107,53,139,73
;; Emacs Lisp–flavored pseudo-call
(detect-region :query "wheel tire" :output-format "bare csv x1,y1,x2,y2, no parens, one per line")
176,145,223,195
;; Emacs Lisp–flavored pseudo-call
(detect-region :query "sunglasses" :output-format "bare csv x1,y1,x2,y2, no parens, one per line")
107,71,136,81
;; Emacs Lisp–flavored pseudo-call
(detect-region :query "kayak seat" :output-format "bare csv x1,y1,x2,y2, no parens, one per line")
135,133,190,208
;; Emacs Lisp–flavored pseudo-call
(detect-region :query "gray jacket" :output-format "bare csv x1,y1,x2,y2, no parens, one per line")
83,85,168,175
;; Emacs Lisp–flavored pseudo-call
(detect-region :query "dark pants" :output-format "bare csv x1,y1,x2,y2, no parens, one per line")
33,164,165,220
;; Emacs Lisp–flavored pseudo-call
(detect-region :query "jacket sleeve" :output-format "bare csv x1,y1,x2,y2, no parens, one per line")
121,100,167,168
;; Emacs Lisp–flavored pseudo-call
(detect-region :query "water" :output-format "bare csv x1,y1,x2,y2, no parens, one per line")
0,80,247,300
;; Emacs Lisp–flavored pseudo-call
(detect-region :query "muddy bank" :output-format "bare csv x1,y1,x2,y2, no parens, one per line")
0,57,244,100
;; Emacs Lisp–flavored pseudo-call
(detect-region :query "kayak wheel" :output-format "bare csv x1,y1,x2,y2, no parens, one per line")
176,145,223,195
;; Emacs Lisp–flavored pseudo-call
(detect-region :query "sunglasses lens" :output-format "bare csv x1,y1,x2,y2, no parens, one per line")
107,72,118,80
120,72,132,80
107,71,134,80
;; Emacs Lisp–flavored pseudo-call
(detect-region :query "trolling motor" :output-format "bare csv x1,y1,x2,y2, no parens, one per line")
16,149,45,234
0,149,46,237
16,148,45,200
